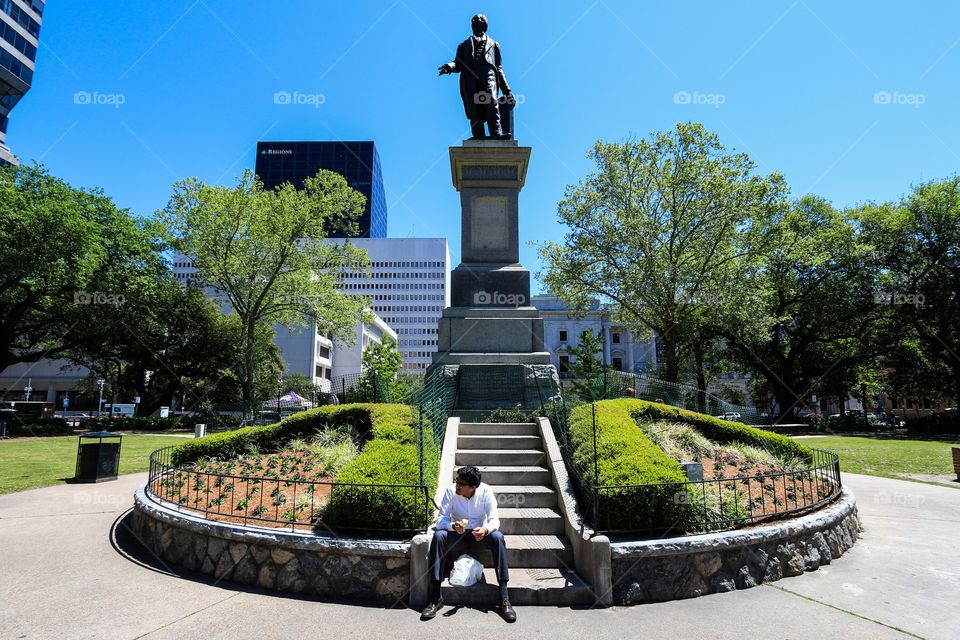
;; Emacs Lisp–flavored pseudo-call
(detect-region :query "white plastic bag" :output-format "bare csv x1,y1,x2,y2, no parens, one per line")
449,554,484,587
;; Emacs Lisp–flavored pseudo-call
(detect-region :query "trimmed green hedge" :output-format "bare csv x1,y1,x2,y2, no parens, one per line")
568,399,815,532
4,418,73,437
326,404,439,532
626,400,813,462
569,400,691,531
168,406,369,466
166,403,437,533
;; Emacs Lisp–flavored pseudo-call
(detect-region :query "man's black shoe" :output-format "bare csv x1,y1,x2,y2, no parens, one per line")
420,598,444,620
499,598,517,622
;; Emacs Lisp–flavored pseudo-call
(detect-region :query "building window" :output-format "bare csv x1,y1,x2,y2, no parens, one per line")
612,357,623,371
559,330,568,342
318,345,330,359
612,333,621,344
559,355,570,374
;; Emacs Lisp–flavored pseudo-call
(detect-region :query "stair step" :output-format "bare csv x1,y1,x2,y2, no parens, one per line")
458,435,543,450
462,534,573,568
456,449,545,466
441,568,595,607
506,534,573,567
491,485,557,508
499,508,564,535
459,422,539,436
475,466,551,485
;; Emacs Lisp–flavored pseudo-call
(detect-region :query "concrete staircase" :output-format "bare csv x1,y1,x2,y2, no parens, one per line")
440,422,594,607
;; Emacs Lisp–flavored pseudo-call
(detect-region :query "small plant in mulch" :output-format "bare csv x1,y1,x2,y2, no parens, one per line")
166,433,359,530
638,420,835,530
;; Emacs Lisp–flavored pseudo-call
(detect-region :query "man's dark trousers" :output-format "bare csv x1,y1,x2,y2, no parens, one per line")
429,529,509,585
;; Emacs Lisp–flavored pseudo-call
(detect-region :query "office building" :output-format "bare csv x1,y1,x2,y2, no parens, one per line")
331,238,451,373
0,0,43,165
255,141,388,238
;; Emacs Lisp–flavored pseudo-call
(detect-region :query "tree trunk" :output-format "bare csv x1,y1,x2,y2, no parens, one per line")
660,334,680,384
693,341,707,413
953,368,960,412
242,320,257,420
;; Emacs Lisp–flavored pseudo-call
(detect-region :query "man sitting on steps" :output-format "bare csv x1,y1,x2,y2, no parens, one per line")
421,465,516,622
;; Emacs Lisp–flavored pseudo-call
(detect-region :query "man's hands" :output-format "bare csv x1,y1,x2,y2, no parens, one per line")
451,522,488,540
438,62,456,76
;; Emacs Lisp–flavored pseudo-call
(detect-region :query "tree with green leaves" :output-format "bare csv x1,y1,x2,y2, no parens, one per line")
718,196,883,419
568,329,613,402
66,279,239,415
158,169,370,416
0,163,157,370
538,123,788,383
859,177,960,409
351,336,403,402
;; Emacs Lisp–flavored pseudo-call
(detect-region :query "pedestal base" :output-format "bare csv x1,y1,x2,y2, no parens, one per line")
450,264,530,308
436,306,546,359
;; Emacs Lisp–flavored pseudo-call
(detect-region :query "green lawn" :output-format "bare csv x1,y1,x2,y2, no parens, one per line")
798,435,959,486
0,434,187,495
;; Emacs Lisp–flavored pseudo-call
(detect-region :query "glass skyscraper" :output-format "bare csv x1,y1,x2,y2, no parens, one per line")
0,0,43,166
255,141,388,238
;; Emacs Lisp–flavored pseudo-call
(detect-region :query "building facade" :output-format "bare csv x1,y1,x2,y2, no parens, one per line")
0,0,43,165
532,296,658,376
0,358,89,407
330,238,451,373
273,316,396,391
173,239,450,373
255,141,388,238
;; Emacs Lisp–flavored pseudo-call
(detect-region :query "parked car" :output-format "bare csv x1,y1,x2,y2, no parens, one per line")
720,412,742,422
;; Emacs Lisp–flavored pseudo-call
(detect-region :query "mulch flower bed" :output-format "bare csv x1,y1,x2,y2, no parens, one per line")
153,450,335,531
681,448,835,524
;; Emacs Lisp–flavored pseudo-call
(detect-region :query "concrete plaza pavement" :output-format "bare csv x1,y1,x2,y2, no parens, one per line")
0,471,957,639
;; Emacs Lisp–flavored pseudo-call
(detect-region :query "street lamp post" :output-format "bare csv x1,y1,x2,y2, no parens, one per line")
277,376,283,422
110,359,123,419
96,378,105,418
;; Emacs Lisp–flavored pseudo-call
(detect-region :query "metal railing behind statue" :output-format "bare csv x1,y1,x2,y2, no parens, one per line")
146,445,430,537
410,366,459,487
587,370,772,426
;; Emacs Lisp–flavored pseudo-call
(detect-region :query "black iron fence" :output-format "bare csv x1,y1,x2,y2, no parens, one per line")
593,448,842,535
145,445,430,537
530,369,844,536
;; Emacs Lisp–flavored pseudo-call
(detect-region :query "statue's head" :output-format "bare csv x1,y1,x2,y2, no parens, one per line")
471,14,488,37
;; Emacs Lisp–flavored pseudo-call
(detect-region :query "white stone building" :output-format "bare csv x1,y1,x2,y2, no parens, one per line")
531,296,658,376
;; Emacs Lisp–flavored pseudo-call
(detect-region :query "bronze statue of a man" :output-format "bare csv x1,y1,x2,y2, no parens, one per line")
438,14,514,140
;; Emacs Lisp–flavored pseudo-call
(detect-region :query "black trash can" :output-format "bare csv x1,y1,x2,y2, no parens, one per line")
74,431,122,483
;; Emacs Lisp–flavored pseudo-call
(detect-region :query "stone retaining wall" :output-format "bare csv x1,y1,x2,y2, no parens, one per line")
610,487,860,605
132,487,412,603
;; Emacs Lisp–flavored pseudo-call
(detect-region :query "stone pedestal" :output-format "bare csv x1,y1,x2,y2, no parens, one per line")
432,140,550,408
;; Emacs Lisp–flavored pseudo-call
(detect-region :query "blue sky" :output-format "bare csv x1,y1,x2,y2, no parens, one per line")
16,1,960,292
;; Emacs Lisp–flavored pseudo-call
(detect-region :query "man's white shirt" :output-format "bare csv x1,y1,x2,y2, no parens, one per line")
436,482,500,533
